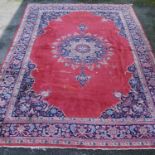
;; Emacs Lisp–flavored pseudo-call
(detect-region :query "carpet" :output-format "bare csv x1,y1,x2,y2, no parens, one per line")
0,3,155,149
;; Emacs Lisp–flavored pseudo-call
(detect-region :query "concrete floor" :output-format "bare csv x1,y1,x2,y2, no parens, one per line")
0,0,155,154
1,148,155,155
0,0,22,38
0,0,23,63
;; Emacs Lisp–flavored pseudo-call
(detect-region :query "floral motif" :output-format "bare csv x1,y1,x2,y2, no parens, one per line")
12,62,65,118
52,34,112,66
100,64,151,118
1,123,155,141
51,32,113,86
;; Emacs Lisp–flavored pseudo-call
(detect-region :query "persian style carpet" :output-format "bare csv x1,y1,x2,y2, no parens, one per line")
0,4,155,149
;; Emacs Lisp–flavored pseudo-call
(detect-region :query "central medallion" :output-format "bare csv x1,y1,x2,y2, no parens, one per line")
51,27,113,86
75,44,90,53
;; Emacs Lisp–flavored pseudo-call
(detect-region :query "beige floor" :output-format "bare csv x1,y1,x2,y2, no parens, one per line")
0,0,22,38
0,0,23,63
